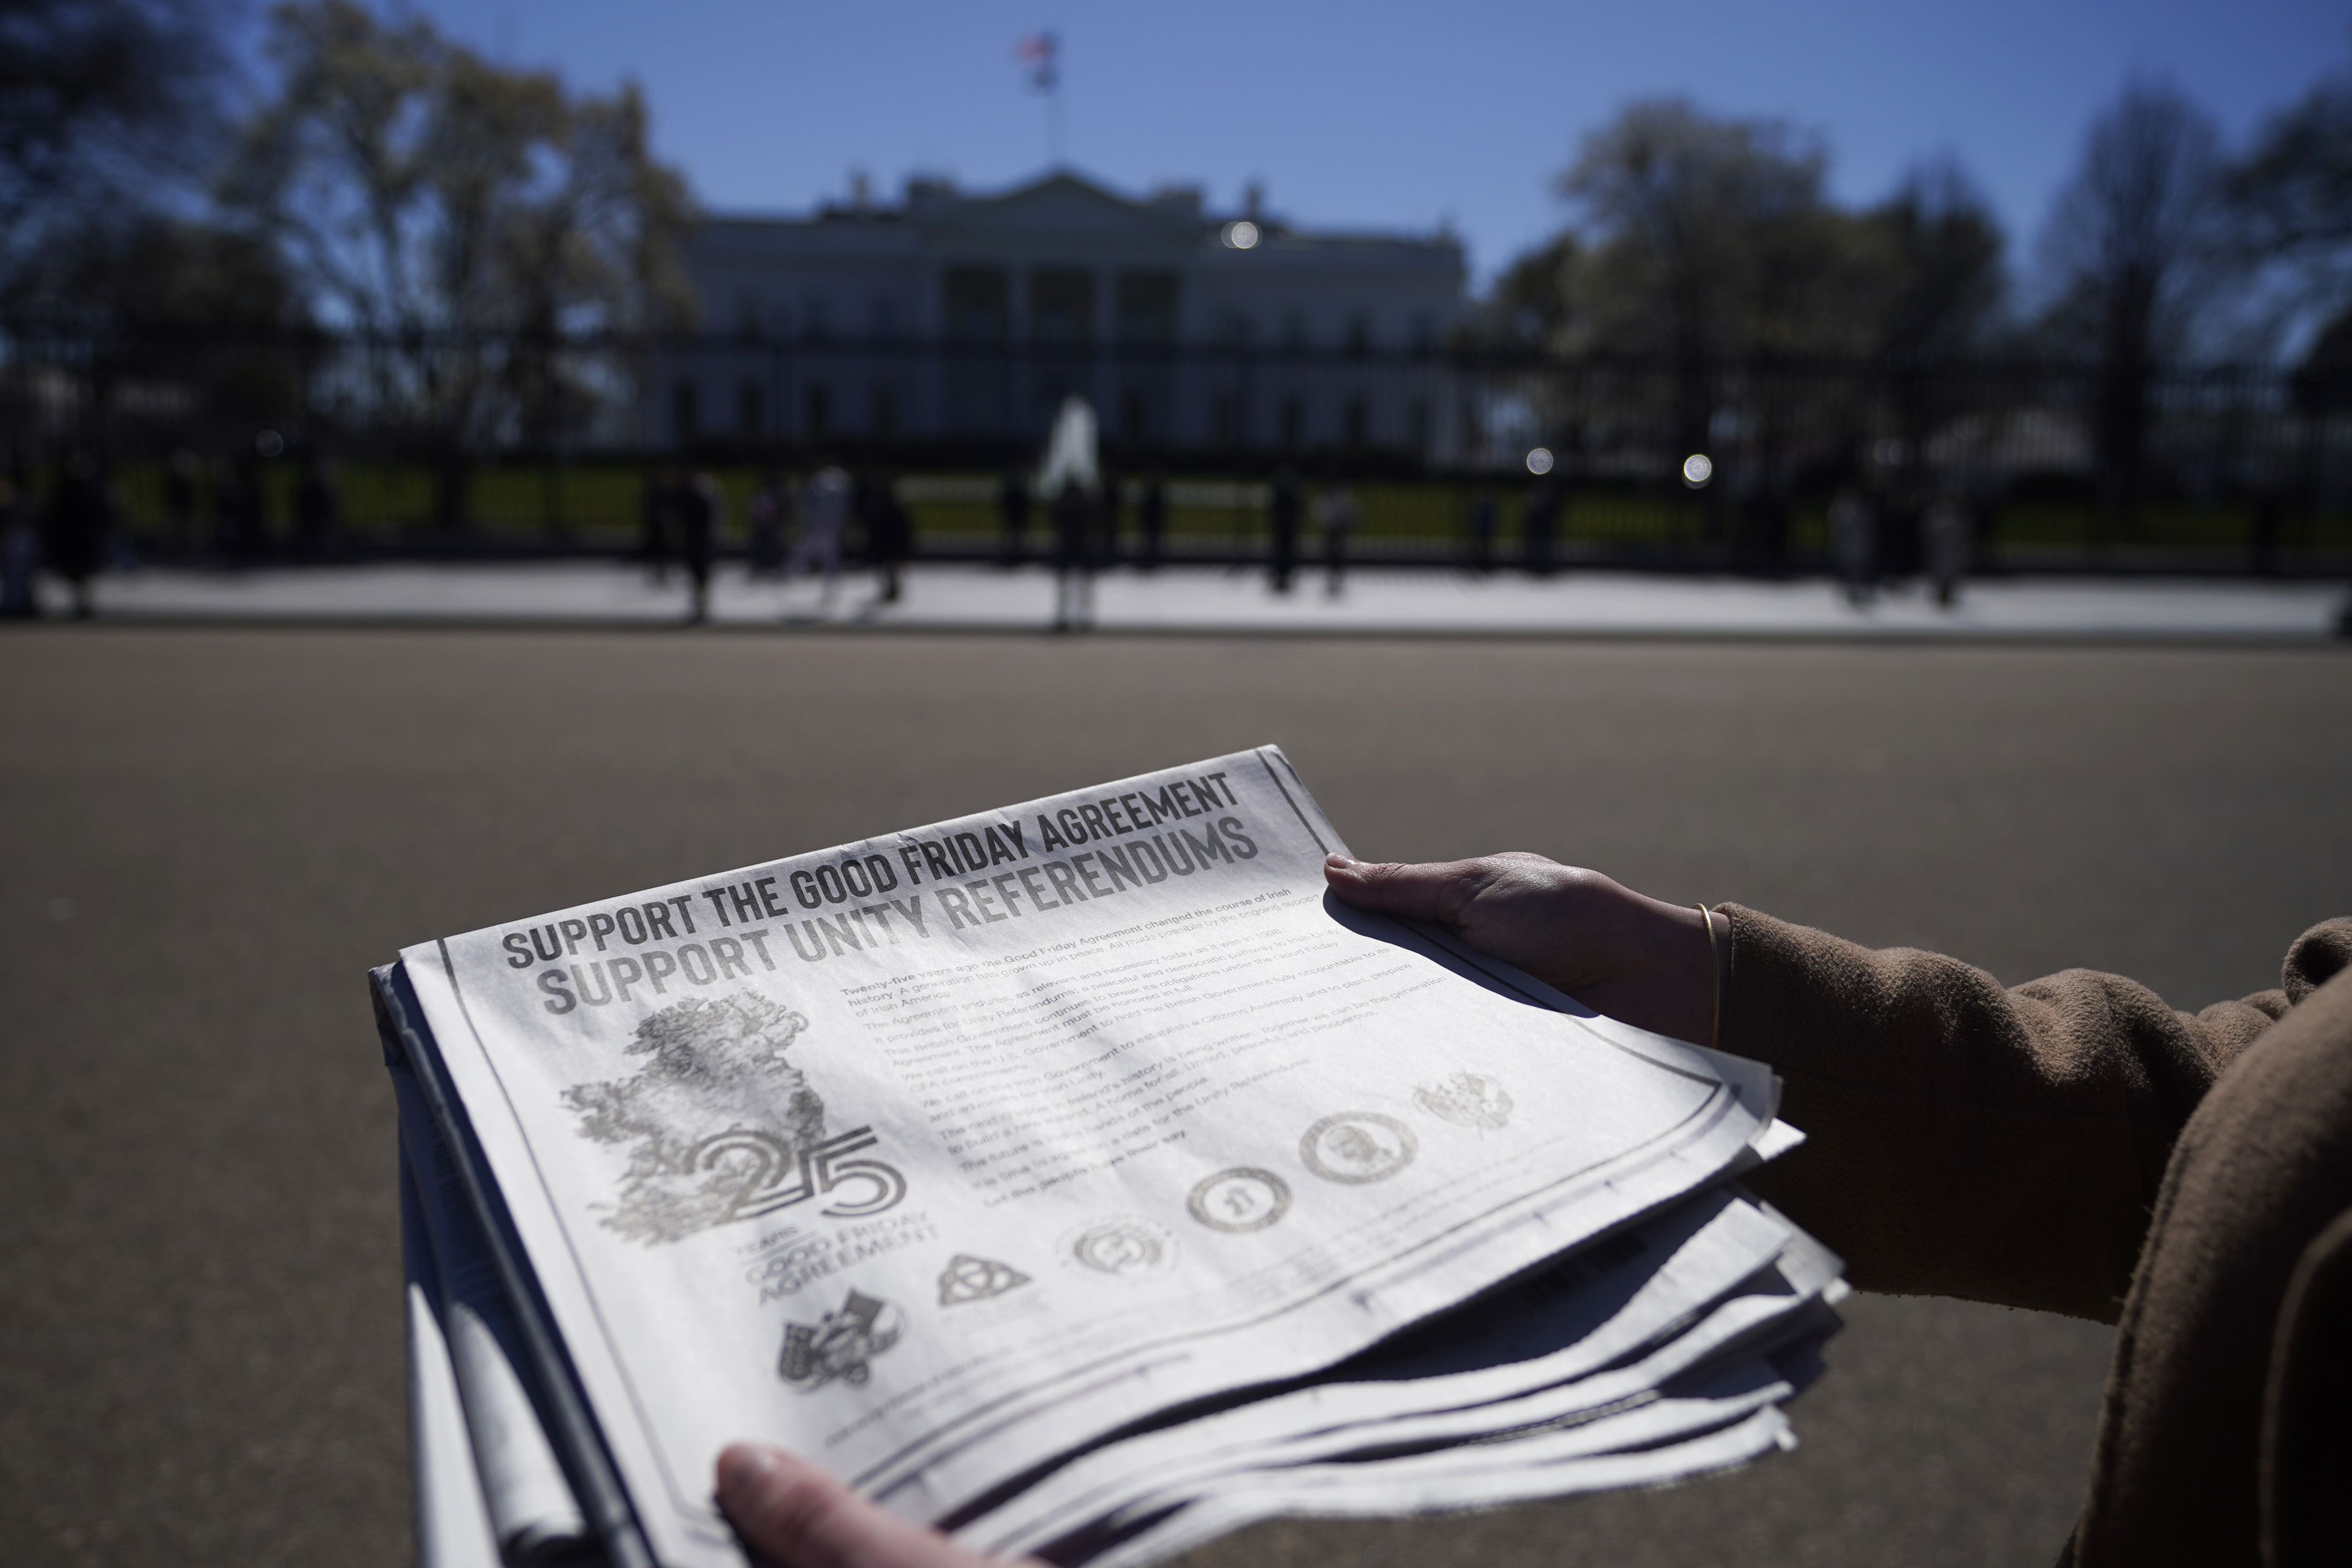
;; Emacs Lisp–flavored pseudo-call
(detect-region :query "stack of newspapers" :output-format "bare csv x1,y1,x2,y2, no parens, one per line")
379,747,1845,1568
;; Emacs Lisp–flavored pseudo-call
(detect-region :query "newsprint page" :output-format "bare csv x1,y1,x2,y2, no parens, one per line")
376,746,1817,1568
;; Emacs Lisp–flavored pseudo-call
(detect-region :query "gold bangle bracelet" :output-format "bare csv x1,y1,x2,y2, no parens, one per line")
1696,903,1722,1050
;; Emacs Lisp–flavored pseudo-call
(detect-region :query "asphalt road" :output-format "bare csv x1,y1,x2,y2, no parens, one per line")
4,627,2347,1568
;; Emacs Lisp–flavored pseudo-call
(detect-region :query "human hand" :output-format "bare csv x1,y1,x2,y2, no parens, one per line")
1322,852,1724,1047
715,1444,1034,1568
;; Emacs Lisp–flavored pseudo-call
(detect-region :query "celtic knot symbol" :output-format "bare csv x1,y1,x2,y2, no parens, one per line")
936,1253,1031,1306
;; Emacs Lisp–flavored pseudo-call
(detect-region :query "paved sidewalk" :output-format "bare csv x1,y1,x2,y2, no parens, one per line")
30,560,2352,639
10,629,2349,1568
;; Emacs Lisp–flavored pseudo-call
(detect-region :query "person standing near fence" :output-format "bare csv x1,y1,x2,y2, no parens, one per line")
640,467,676,583
1522,475,1560,577
219,449,265,565
1830,484,1877,606
864,470,911,605
997,466,1031,566
789,463,851,608
0,467,34,618
1924,492,1972,608
1467,493,1497,574
1740,479,1791,578
1314,480,1358,597
1268,466,1302,594
1096,466,1124,568
746,469,789,579
1050,475,1097,631
294,451,340,560
43,452,111,619
1137,471,1167,570
678,470,722,622
165,449,202,558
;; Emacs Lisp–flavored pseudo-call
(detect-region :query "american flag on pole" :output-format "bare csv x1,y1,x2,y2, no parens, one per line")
1015,31,1058,93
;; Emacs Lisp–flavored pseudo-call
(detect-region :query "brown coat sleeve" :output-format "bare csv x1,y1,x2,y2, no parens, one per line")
1719,907,2348,1324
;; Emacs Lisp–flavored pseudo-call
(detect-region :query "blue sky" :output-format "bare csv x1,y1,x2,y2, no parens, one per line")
361,0,2344,288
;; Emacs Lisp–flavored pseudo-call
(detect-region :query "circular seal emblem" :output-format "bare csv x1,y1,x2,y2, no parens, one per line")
1186,1168,1293,1233
1413,1071,1515,1131
1299,1112,1419,1185
1060,1216,1177,1280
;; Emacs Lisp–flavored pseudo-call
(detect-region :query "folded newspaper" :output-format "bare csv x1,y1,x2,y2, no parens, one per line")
375,746,1844,1567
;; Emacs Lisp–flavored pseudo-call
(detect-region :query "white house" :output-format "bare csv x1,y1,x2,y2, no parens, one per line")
657,170,1468,460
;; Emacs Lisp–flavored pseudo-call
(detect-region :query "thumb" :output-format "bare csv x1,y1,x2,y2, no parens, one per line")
716,1444,988,1568
1321,854,1482,926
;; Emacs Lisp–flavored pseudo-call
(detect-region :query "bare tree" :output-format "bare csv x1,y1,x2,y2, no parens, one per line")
224,1,694,336
1553,98,1876,486
1557,99,1845,366
1868,158,2006,368
2036,80,2223,537
1860,159,2007,504
0,0,224,282
218,0,694,519
2225,58,2352,373
1473,233,1579,352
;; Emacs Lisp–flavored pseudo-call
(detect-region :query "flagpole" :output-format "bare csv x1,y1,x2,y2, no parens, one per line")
1018,31,1064,170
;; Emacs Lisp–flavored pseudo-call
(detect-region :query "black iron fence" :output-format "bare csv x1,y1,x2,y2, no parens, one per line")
5,328,2349,575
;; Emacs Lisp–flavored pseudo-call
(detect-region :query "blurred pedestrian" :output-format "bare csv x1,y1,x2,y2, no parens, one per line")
1878,497,1922,583
852,468,885,585
1034,396,1103,626
0,470,34,618
1740,482,1791,578
678,469,722,622
1105,465,1133,571
294,451,340,560
1268,467,1302,594
431,449,468,537
1467,493,1496,574
2251,492,2286,576
640,467,675,583
1137,471,1167,571
44,451,112,618
1829,485,1876,606
1924,493,1971,609
997,467,1031,566
1050,475,1097,631
165,448,202,558
1314,481,1358,598
1522,477,1560,578
747,469,789,579
220,450,266,565
789,463,851,607
863,470,911,605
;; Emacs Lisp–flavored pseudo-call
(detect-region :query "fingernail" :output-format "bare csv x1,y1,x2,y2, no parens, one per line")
716,1443,783,1500
1325,853,1359,870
